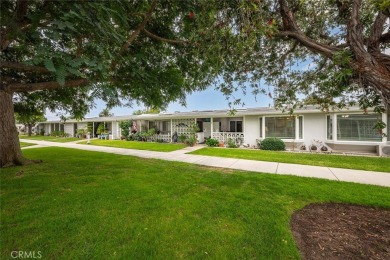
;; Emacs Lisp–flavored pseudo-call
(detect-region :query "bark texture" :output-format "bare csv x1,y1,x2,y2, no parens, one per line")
277,0,390,109
0,89,37,167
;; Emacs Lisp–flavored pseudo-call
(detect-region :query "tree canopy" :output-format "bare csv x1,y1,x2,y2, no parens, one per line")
219,0,390,113
1,0,389,167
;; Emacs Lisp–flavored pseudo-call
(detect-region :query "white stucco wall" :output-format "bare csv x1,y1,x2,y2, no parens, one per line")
302,113,326,146
112,122,119,139
64,123,74,137
244,115,260,146
77,122,87,130
45,124,50,135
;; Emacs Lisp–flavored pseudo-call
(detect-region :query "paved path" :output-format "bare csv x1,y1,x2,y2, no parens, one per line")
20,139,390,188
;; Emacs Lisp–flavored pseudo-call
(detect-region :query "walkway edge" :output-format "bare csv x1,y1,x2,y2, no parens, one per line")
19,139,390,188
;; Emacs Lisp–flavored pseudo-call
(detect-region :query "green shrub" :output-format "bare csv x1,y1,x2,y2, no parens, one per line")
259,138,285,151
178,134,187,143
227,138,238,148
50,130,66,137
128,132,146,141
205,138,219,147
185,136,197,146
119,120,132,138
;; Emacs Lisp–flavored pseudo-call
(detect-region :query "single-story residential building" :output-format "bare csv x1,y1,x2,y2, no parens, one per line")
35,106,390,155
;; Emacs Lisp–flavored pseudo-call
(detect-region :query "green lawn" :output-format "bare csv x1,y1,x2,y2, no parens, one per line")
189,148,390,172
1,147,389,259
20,142,37,148
80,139,187,152
19,135,81,143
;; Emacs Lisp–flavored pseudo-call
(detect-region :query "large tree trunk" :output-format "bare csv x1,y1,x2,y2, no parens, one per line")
0,88,36,167
27,123,32,136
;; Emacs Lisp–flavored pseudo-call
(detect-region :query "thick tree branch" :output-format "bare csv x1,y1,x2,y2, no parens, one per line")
119,0,158,54
142,29,188,44
347,0,368,61
277,0,338,58
380,32,390,43
0,61,51,73
367,12,388,52
9,79,89,92
275,31,337,58
1,0,29,50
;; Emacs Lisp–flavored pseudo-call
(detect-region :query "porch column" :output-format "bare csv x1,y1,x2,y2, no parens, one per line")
170,119,173,142
92,122,95,138
210,117,213,138
261,116,266,138
295,116,299,140
382,113,388,143
332,114,337,141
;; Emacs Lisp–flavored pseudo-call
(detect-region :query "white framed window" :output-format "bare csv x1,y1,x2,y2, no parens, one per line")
337,114,382,142
229,121,243,132
262,116,303,139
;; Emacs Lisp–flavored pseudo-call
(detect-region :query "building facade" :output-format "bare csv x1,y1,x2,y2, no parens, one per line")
36,106,390,154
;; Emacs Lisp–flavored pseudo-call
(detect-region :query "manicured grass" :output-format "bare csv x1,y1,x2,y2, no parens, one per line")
1,147,389,259
19,135,81,143
189,148,390,172
80,139,187,152
20,142,36,148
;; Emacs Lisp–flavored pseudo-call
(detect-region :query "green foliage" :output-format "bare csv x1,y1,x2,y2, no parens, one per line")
96,124,105,135
373,121,387,137
39,129,45,136
76,128,86,138
50,131,67,137
99,108,114,117
259,138,285,151
119,120,132,138
14,102,46,127
185,136,197,147
128,132,147,142
227,138,238,148
205,138,219,147
4,1,252,121
132,108,160,115
4,0,388,126
178,134,187,143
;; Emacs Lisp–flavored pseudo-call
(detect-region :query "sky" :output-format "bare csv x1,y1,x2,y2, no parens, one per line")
45,85,274,120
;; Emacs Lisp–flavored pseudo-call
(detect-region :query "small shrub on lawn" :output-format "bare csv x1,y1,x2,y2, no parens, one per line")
259,138,285,151
185,136,197,146
178,134,187,143
205,138,219,147
50,131,66,137
227,138,238,148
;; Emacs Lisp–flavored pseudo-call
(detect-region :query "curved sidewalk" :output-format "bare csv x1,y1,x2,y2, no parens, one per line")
20,139,390,188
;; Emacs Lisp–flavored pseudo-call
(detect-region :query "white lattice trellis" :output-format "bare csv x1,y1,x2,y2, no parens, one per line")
171,118,196,138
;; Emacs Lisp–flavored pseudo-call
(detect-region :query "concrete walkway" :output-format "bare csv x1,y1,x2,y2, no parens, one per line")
20,139,390,188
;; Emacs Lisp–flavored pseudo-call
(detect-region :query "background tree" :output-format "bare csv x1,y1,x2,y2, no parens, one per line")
99,108,114,118
132,108,160,115
15,110,46,137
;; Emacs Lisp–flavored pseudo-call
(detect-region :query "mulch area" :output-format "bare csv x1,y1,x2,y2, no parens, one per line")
291,203,390,260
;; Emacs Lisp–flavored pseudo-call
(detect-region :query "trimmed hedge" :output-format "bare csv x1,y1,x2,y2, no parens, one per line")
259,138,285,151
205,138,219,147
